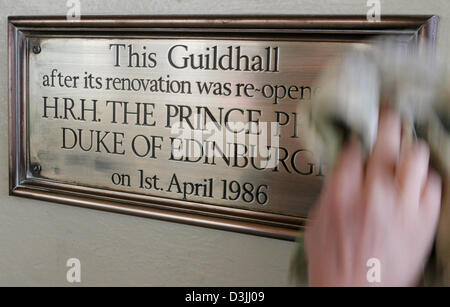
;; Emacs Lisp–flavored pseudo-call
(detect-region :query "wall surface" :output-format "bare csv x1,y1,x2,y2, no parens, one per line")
0,0,449,286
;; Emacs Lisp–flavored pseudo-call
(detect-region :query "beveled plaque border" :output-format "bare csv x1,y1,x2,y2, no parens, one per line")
8,15,437,240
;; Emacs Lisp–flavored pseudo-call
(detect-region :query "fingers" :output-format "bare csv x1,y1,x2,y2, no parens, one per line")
368,108,402,173
326,137,364,211
364,108,401,215
309,137,364,281
396,141,430,211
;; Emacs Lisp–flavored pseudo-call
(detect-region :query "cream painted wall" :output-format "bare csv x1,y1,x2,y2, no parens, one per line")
0,0,448,286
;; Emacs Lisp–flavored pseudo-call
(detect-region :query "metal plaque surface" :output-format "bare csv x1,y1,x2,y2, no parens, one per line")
9,16,437,239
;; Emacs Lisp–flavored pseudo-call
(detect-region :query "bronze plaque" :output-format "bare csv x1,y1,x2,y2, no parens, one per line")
9,16,437,239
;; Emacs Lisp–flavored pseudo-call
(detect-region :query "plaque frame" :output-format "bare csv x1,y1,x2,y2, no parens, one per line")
9,15,437,240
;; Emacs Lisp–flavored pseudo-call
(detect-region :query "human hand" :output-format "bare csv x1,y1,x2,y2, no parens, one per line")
305,109,442,286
